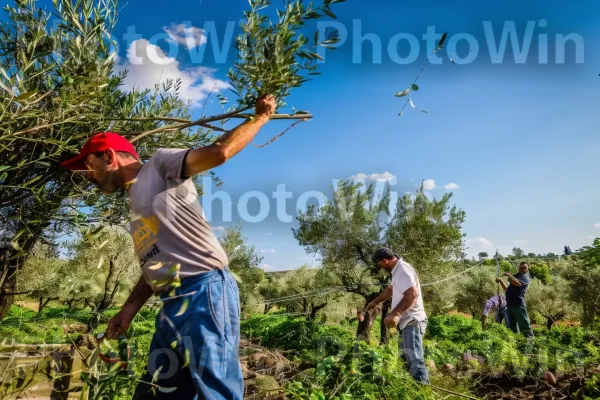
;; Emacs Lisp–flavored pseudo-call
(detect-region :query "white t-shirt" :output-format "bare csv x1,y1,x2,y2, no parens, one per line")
390,258,427,329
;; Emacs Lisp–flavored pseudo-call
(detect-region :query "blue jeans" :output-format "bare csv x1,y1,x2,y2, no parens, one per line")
496,306,510,327
133,267,243,400
398,319,429,384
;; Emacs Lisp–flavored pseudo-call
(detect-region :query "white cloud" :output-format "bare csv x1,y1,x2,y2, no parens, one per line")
349,172,396,182
594,223,600,229
513,240,528,244
589,236,596,240
423,179,436,191
164,24,207,49
262,264,273,271
466,237,493,248
260,249,276,254
117,39,229,108
444,183,459,190
212,226,226,232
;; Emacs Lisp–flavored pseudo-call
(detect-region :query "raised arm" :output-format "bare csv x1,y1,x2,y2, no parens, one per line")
496,277,509,291
503,272,523,287
182,95,276,177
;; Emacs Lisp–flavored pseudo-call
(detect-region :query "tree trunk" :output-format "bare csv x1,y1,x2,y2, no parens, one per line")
546,318,554,330
0,225,48,321
0,250,18,320
0,271,17,320
356,294,379,343
380,300,391,345
308,303,327,321
37,297,58,317
66,297,82,312
263,303,273,314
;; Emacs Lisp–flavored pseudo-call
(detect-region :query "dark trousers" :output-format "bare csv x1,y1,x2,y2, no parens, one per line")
507,306,534,338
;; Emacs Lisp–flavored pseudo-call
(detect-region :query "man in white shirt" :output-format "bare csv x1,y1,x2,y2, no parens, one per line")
362,247,429,383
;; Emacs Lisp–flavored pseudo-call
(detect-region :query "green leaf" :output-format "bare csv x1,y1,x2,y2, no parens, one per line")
88,347,100,368
0,166,10,172
437,32,448,49
15,90,39,101
170,341,178,349
394,89,411,98
109,360,124,373
175,298,189,317
152,366,164,383
322,8,336,18
0,172,7,182
411,84,419,91
24,175,42,187
183,349,190,368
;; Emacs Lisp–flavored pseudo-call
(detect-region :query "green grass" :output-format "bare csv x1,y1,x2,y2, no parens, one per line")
4,306,600,400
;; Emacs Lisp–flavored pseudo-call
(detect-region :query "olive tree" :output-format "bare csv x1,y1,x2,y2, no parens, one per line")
295,181,466,342
0,0,345,319
63,224,140,331
218,225,264,309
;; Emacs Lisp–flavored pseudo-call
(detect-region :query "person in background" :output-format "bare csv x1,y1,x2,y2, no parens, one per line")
481,291,510,330
361,248,429,383
497,262,534,337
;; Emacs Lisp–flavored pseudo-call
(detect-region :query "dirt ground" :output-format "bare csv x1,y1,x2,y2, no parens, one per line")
239,337,296,400
474,373,590,399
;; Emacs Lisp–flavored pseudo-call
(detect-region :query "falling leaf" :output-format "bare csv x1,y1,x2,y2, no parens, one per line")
170,341,178,349
183,349,190,368
437,32,448,49
411,84,419,91
152,366,164,383
148,262,164,271
448,56,456,65
394,89,411,98
175,298,189,317
97,255,104,269
231,271,243,284
409,97,429,114
96,240,109,250
169,264,181,274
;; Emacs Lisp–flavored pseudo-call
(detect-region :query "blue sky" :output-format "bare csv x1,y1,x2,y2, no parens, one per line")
28,0,600,269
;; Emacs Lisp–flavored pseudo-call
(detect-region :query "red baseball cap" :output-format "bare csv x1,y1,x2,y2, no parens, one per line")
60,132,139,171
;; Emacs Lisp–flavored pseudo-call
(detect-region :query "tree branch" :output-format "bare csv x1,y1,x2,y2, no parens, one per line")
0,290,31,296
103,117,227,132
130,105,254,143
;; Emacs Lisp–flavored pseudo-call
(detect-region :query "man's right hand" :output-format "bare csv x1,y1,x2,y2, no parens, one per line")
106,310,135,340
495,278,502,284
255,94,276,121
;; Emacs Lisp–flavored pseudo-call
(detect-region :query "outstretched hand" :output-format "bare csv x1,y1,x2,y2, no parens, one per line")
255,94,276,119
106,310,134,340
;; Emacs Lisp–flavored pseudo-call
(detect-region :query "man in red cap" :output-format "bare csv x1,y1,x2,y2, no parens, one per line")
61,95,276,399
